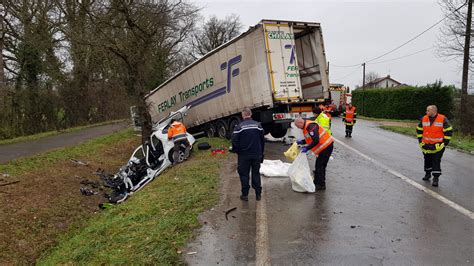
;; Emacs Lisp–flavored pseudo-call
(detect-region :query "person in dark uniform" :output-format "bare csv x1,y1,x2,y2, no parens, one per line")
231,107,265,201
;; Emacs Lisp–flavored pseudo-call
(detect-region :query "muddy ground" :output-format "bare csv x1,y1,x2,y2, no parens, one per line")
0,132,138,263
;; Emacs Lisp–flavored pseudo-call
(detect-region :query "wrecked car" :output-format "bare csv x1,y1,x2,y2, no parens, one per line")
105,106,195,203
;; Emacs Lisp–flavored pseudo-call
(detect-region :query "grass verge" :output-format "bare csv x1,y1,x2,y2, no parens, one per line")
358,115,418,123
0,129,140,264
0,119,128,146
38,138,229,265
380,125,474,154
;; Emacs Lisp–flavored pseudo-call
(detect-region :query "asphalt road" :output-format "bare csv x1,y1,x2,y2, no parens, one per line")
0,122,129,164
186,118,474,265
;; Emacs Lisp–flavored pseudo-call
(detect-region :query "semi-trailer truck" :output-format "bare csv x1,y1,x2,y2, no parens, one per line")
145,19,330,138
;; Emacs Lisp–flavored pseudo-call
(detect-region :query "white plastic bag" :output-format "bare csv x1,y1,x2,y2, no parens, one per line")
260,159,291,177
287,152,315,193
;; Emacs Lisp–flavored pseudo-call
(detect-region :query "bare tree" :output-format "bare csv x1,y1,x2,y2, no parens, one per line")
364,71,380,86
190,14,242,59
438,0,473,134
437,0,473,71
69,0,199,143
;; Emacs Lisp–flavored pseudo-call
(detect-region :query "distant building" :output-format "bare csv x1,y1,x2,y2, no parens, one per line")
365,75,403,88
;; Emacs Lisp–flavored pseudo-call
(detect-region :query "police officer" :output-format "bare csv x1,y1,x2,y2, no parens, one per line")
231,107,265,201
416,105,453,187
295,117,334,191
167,119,191,165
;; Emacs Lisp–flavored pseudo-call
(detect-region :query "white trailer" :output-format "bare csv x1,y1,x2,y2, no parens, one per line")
145,19,330,138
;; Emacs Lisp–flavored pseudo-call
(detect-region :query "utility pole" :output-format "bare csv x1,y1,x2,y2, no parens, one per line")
362,62,366,115
460,0,472,134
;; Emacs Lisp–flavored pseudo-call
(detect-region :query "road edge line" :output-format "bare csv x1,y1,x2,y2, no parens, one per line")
256,180,271,265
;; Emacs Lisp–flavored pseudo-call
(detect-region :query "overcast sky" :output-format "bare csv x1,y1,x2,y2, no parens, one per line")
199,0,469,90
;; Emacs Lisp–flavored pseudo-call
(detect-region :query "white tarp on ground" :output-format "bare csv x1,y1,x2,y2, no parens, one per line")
260,159,291,177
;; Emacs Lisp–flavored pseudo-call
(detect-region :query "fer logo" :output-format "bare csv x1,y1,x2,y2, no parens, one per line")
220,55,242,92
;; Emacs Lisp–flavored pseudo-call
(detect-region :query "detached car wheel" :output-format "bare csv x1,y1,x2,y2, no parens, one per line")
197,142,211,150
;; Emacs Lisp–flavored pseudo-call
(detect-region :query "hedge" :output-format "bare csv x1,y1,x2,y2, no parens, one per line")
352,82,454,120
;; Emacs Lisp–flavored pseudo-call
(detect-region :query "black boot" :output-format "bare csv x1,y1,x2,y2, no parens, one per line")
432,176,439,187
422,172,431,181
240,195,248,201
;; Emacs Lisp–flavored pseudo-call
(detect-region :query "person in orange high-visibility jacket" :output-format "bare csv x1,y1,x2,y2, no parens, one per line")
416,105,453,187
342,103,357,137
167,119,191,165
295,117,334,191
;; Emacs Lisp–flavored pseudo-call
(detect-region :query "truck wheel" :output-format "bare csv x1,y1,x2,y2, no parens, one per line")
262,124,271,135
216,120,229,139
228,117,241,136
270,124,287,138
204,123,216,138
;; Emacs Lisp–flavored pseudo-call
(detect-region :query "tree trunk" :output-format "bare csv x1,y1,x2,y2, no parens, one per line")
0,10,5,94
460,0,472,134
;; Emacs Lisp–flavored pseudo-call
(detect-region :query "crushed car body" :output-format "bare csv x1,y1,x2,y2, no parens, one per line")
105,106,195,203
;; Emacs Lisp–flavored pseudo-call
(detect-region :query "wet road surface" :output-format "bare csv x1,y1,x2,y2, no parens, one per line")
186,119,473,265
0,122,129,163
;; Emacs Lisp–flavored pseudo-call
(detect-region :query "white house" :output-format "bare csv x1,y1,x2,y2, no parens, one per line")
365,75,402,88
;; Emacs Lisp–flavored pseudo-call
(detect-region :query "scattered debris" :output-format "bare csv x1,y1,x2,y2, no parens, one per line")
80,187,98,196
187,251,197,255
0,180,20,187
70,158,89,166
225,207,237,220
211,148,227,156
1,173,10,178
99,203,114,209
80,179,101,189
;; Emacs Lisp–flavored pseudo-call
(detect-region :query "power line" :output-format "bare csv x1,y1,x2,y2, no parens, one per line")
331,65,362,81
368,46,434,65
331,63,361,68
330,1,468,66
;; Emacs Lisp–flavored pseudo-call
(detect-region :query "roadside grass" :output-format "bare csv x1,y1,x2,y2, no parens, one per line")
380,125,474,154
0,129,140,264
0,119,128,146
38,137,229,265
358,115,418,123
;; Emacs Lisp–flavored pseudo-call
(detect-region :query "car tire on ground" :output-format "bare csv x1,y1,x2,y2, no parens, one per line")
197,142,211,150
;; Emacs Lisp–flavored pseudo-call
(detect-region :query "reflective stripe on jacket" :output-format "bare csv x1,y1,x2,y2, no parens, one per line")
168,121,188,141
422,114,445,144
303,120,334,155
315,112,332,135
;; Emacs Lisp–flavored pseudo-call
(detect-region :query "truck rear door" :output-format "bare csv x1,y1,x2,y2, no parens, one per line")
263,22,302,101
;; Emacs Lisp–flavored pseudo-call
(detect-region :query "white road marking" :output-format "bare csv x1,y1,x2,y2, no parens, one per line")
256,179,271,265
334,138,474,220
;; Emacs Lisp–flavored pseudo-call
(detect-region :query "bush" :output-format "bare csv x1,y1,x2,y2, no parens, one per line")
352,81,454,120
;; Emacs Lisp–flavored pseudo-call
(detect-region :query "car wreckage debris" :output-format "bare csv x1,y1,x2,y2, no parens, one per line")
83,106,197,204
225,207,237,220
0,180,20,187
70,158,89,166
